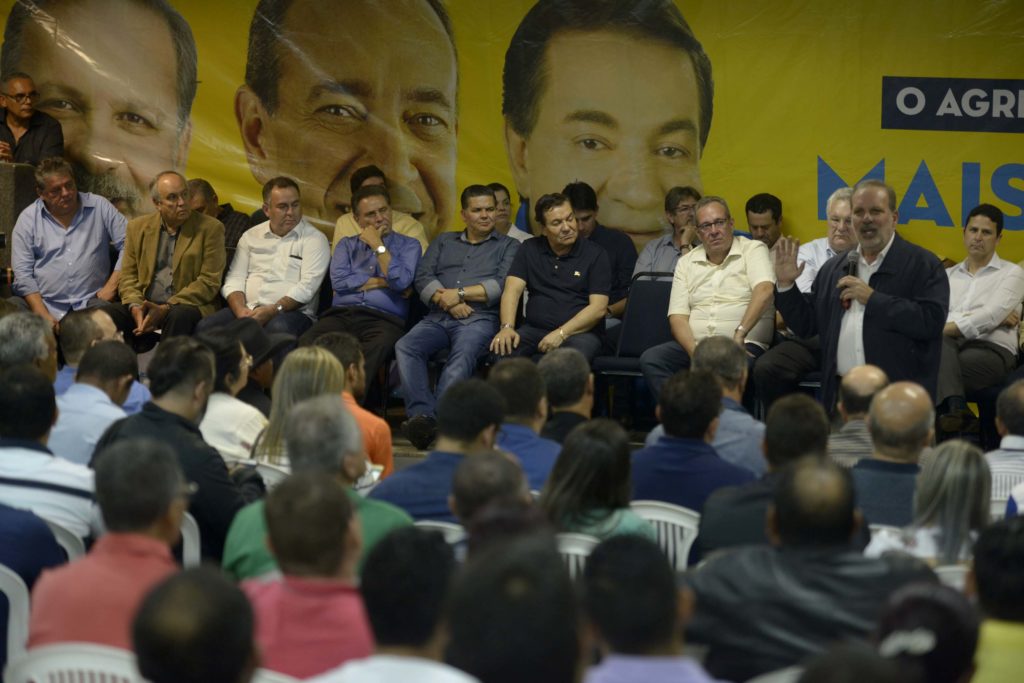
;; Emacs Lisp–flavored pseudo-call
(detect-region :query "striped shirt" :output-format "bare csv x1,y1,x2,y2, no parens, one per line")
985,435,1024,502
829,419,873,469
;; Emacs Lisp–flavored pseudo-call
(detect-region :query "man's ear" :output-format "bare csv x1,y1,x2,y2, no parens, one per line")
235,85,272,182
585,373,595,396
480,423,499,449
503,120,531,207
677,586,696,627
850,509,864,542
996,415,1008,438
447,494,459,521
704,415,719,443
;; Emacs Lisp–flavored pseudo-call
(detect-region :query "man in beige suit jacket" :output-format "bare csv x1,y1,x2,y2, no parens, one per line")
106,171,225,343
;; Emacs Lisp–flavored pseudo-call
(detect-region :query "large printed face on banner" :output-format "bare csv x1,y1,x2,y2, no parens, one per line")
236,0,457,238
3,0,193,218
504,29,704,245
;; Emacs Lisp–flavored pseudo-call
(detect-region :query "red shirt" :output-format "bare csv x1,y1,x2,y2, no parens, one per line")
243,575,374,678
28,533,177,649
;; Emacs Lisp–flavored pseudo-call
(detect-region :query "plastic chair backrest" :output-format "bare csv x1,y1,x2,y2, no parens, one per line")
181,512,201,568
256,463,291,490
615,276,674,357
991,498,1008,522
555,532,600,579
413,520,466,544
41,519,85,561
934,564,969,591
0,564,29,665
629,500,701,570
3,642,141,683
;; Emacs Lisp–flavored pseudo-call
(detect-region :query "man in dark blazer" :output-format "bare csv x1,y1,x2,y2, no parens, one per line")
774,179,948,410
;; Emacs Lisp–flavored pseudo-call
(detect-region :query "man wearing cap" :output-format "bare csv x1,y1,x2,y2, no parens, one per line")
229,318,293,417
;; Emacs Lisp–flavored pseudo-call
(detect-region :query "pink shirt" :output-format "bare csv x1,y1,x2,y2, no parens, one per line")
243,575,374,678
28,533,177,649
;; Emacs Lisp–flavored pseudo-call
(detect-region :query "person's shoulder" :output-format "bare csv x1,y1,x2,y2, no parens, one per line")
356,494,414,525
598,225,636,249
191,210,225,234
893,232,942,265
126,211,160,232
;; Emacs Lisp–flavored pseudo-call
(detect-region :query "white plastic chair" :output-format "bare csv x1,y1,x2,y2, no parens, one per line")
555,532,600,579
413,520,466,544
0,564,30,665
251,669,300,682
42,519,86,561
4,642,141,682
934,564,969,591
255,463,291,490
630,500,701,570
990,498,1008,522
869,523,903,536
747,665,804,683
181,512,201,568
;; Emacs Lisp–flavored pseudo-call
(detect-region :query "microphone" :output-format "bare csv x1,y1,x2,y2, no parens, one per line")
841,251,858,310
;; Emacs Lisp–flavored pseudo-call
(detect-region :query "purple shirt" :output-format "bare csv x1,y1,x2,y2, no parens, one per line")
330,231,420,319
585,655,723,683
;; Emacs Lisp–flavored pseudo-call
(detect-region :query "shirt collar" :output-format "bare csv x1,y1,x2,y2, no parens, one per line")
0,438,52,455
458,229,499,244
953,251,1005,276
540,235,581,259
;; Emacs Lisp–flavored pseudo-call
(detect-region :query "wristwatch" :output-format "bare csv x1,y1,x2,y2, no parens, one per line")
735,324,747,336
376,245,387,255
457,287,466,303
275,303,284,314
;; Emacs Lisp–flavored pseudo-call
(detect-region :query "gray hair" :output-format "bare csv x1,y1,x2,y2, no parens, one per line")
853,179,898,212
912,439,991,564
692,336,746,391
868,402,934,462
148,170,187,202
537,348,590,409
694,195,730,221
93,438,184,533
0,312,51,371
285,394,363,475
825,187,853,215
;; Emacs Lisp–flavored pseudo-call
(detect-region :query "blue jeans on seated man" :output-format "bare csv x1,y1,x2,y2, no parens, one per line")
640,338,766,401
395,314,496,418
195,305,313,337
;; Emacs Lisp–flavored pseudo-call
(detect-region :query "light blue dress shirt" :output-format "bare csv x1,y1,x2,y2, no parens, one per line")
54,364,150,415
49,383,126,465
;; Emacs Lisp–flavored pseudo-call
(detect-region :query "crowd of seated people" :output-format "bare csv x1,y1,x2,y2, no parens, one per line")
5,112,1024,681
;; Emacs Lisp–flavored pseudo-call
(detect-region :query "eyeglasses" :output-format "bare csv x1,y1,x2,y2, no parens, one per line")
696,218,729,232
673,204,697,215
4,91,39,103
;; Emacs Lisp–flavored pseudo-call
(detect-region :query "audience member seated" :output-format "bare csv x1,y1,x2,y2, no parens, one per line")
632,370,754,512
852,382,933,527
745,192,784,251
195,330,268,462
875,583,979,683
371,379,505,522
489,192,610,362
53,308,150,414
685,458,935,681
332,165,429,253
224,394,410,581
488,358,561,490
986,379,1024,503
94,337,244,561
639,195,775,399
446,535,580,683
582,535,717,683
108,171,225,342
0,311,58,380
397,184,518,450
251,347,345,465
774,179,949,413
563,181,637,323
10,158,125,332
299,185,422,385
28,440,183,649
133,567,258,683
230,317,292,417
830,364,890,468
541,420,654,541
488,181,533,243
937,204,1024,434
754,187,855,410
308,526,473,683
632,186,701,282
0,73,63,165
538,348,593,444
970,517,1024,682
186,178,252,255
450,451,532,527
198,176,330,338
867,440,990,571
243,473,373,678
49,341,135,465
0,366,100,538
315,332,395,477
695,393,830,561
646,335,769,476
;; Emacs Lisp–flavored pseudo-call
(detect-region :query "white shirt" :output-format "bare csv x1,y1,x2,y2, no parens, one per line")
946,253,1024,356
795,237,837,294
49,383,126,466
199,392,269,462
222,218,331,319
0,442,102,538
986,434,1024,501
836,232,896,375
307,655,480,683
668,236,776,348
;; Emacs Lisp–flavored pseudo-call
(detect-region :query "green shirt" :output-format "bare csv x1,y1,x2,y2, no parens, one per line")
564,507,656,541
222,488,412,580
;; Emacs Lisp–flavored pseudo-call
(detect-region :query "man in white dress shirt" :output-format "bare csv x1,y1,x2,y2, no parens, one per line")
197,176,330,338
937,204,1024,433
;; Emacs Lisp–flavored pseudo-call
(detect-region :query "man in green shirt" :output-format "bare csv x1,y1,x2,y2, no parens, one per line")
222,394,410,580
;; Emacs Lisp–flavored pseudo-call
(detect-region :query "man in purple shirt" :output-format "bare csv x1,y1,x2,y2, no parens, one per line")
299,185,421,386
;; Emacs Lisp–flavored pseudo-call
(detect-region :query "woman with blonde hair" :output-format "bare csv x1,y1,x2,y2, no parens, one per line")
866,439,991,566
252,347,346,465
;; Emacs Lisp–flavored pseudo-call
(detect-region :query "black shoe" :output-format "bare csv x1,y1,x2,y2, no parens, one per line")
402,415,437,451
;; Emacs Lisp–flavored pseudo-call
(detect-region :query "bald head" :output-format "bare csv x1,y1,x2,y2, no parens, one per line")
839,365,890,418
868,382,934,462
771,458,858,547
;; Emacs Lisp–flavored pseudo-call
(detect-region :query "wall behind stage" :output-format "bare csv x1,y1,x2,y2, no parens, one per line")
2,0,1021,260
